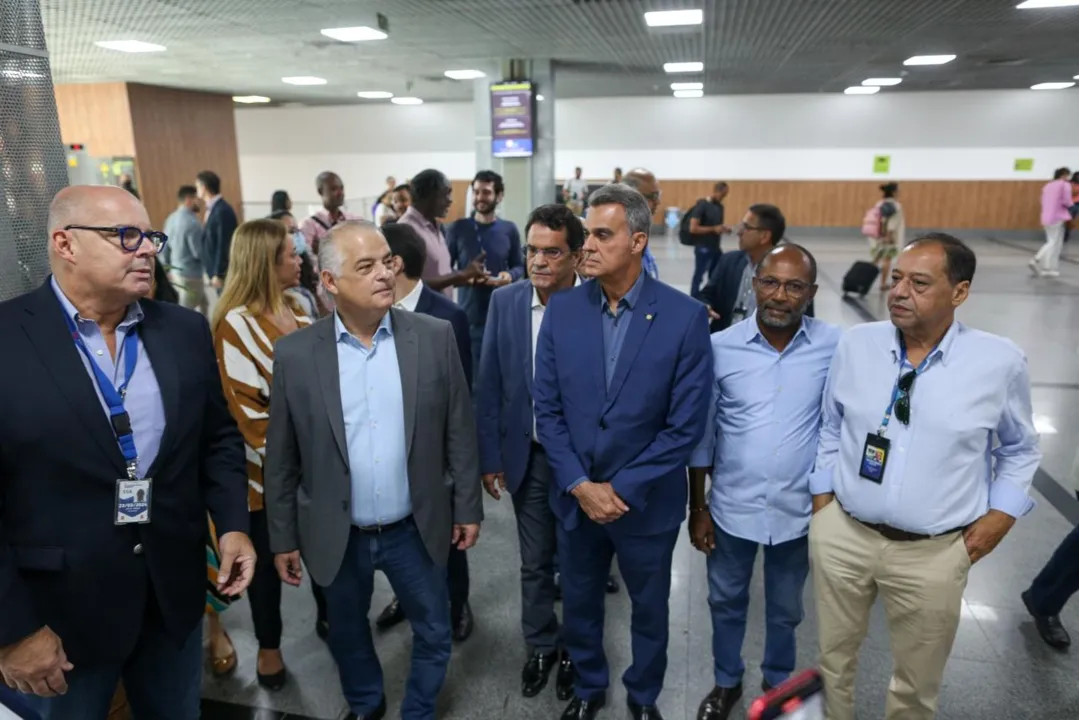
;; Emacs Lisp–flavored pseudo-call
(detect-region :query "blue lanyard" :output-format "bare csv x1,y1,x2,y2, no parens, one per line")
879,339,937,434
61,310,140,477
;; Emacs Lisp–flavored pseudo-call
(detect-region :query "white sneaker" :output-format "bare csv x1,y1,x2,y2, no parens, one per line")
1029,258,1043,277
1043,271,1060,278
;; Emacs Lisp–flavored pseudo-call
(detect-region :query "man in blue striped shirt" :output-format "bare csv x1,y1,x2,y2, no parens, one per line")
688,245,841,720
809,234,1040,720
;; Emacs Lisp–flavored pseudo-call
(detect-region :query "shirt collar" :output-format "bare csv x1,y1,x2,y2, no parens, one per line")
890,320,959,367
334,310,393,343
600,268,646,313
205,195,221,212
532,274,582,310
396,279,424,313
50,275,144,329
402,206,437,231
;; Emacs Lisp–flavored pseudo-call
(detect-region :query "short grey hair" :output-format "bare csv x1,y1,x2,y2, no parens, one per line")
588,183,652,237
318,219,380,277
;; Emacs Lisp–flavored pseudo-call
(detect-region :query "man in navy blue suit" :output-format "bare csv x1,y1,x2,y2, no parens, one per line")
535,184,713,720
476,204,584,702
196,170,238,294
376,222,476,642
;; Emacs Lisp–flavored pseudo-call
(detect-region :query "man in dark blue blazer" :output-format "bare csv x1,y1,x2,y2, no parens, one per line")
0,186,254,719
476,204,584,702
535,185,713,720
378,222,475,641
196,169,238,293
699,203,812,333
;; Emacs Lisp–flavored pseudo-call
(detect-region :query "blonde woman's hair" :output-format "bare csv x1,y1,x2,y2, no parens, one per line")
211,218,294,335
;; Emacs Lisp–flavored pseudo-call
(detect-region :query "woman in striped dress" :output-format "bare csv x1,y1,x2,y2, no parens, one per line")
206,218,310,689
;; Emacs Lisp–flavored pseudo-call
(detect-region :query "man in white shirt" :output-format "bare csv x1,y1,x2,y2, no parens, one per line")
564,167,590,216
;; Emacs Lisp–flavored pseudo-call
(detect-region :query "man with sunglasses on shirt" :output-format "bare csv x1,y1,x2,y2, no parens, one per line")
808,233,1040,720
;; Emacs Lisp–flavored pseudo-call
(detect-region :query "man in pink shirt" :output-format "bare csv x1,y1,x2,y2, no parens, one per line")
300,171,361,254
1031,166,1072,278
397,169,485,298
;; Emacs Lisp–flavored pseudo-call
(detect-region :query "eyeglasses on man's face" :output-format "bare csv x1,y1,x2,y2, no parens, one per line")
64,225,168,254
754,276,811,298
526,245,568,260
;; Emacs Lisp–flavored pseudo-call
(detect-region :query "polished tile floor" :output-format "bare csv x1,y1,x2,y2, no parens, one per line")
202,234,1079,720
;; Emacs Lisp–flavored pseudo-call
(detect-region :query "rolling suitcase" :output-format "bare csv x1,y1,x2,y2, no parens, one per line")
842,261,879,296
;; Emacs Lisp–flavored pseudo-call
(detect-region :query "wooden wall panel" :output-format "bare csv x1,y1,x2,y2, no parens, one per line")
126,84,243,229
609,179,1046,231
54,83,135,158
446,180,470,222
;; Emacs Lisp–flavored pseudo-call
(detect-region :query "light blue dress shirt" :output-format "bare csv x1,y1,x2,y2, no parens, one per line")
50,277,165,479
600,269,646,391
689,314,842,545
810,320,1041,535
335,311,412,527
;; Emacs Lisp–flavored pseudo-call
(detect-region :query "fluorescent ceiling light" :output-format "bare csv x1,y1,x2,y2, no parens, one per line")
320,26,387,42
391,96,423,105
94,40,166,53
444,69,486,80
1017,0,1079,8
536,94,545,101
282,76,327,85
673,89,704,98
1031,81,1075,90
664,61,704,73
863,77,902,86
671,82,704,90
232,95,270,104
644,9,703,27
357,91,393,99
844,86,881,95
903,54,956,66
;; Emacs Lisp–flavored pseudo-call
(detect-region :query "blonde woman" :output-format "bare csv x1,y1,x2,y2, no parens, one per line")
207,219,308,689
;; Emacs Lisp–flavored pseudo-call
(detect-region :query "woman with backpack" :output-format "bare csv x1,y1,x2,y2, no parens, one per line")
861,182,905,291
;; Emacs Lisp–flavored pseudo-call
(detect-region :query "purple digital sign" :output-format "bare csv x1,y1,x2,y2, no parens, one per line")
491,81,534,158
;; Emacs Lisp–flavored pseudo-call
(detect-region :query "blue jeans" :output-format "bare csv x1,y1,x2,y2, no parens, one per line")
323,519,451,720
1026,493,1079,616
22,610,201,720
707,525,809,689
690,245,722,299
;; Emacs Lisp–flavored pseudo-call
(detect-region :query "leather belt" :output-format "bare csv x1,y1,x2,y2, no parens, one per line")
843,507,964,542
355,516,411,535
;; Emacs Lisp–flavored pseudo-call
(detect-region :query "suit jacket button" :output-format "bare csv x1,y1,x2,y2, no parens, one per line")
133,543,144,555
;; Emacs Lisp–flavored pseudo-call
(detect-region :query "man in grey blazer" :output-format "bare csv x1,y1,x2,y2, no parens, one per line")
264,220,482,720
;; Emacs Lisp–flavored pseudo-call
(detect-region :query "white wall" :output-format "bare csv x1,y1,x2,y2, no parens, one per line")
235,90,1079,205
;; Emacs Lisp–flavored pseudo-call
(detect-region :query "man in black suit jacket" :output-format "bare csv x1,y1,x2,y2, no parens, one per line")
379,221,477,641
699,203,812,333
196,169,239,293
0,186,254,719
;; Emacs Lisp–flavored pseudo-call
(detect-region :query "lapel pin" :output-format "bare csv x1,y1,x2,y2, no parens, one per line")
646,314,653,320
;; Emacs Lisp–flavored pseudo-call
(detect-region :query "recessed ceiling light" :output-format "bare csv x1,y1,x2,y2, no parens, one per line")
282,76,327,86
320,26,387,42
536,94,545,101
863,78,903,86
1017,0,1079,8
673,89,704,98
444,69,486,80
644,9,703,27
903,54,956,66
671,82,704,91
1031,81,1076,90
664,61,704,73
94,40,166,53
844,86,881,95
357,91,393,99
232,95,271,104
391,97,423,105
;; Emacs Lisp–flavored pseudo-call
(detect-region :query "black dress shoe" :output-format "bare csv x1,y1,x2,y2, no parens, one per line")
1023,589,1072,649
316,619,330,641
555,650,576,701
605,574,620,594
375,598,405,630
628,698,665,720
560,695,605,719
346,694,387,720
761,679,773,693
256,667,288,691
452,601,474,642
521,650,557,697
555,572,563,601
696,684,743,720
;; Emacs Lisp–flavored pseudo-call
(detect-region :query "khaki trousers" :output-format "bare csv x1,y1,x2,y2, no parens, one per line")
808,501,971,720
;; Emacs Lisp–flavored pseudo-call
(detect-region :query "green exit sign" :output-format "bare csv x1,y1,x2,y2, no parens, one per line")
1014,158,1035,172
873,155,891,174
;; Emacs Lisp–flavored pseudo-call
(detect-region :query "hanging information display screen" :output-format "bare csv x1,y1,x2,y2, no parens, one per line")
491,81,534,158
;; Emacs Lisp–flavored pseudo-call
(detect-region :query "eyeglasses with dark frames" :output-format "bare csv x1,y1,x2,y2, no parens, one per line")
754,276,811,298
526,245,568,259
893,370,917,425
64,225,168,254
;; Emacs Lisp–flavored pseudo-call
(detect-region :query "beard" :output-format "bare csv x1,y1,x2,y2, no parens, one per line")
758,302,803,329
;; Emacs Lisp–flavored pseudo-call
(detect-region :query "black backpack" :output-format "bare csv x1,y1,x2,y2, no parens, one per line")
679,201,702,246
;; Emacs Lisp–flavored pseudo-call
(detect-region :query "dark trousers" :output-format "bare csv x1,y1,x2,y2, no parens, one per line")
23,599,201,720
1027,497,1079,616
690,245,722,298
448,545,469,622
469,323,484,388
323,519,451,720
510,443,560,653
708,526,809,689
248,509,283,649
558,512,679,706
